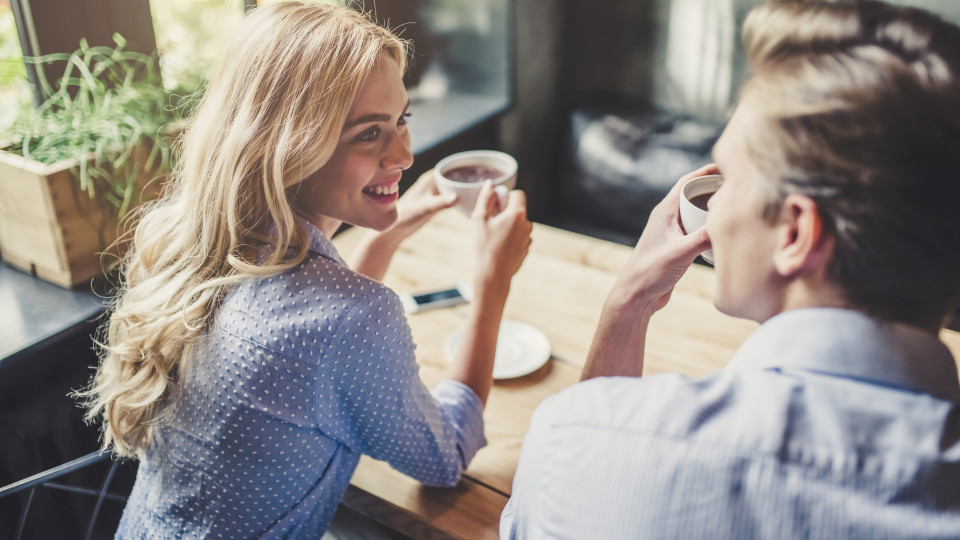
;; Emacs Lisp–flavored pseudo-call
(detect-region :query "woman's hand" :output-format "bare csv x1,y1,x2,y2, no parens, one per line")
471,180,533,293
389,169,458,242
350,170,456,281
447,180,532,406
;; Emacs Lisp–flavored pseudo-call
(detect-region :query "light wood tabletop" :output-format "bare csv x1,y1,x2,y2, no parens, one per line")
332,210,960,540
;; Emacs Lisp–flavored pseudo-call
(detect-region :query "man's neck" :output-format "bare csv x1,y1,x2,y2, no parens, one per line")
774,280,944,336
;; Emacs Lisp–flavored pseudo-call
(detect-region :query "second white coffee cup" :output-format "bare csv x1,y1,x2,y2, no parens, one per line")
435,150,517,214
679,174,722,265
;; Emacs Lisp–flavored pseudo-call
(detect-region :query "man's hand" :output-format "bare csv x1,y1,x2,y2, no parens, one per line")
581,164,715,380
610,164,715,314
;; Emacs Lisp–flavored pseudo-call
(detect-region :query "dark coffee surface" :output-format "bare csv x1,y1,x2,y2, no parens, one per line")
689,192,714,211
444,164,504,183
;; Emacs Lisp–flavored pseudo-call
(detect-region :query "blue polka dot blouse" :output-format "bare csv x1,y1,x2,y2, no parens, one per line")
115,220,487,538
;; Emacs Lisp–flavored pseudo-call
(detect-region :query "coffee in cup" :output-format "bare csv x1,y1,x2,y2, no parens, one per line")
679,174,722,264
443,164,506,184
435,150,517,214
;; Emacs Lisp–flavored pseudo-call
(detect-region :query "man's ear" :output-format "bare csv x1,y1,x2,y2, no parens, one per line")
773,195,832,277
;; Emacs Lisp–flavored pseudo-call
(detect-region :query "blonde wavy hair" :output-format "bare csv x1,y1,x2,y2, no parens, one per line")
80,1,407,458
737,0,960,326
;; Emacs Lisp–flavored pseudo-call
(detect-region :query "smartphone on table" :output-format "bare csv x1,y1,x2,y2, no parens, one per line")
399,283,473,313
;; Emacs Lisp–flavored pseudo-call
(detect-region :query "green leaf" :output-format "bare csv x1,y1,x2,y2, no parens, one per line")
6,34,201,219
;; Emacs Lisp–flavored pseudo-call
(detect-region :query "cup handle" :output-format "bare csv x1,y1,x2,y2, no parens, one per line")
494,185,510,210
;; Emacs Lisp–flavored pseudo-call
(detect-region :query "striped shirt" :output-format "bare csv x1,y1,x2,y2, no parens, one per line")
501,308,960,539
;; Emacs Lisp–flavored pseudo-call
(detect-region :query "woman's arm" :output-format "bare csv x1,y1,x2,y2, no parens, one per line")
350,170,457,281
320,287,485,488
445,181,532,405
325,182,530,486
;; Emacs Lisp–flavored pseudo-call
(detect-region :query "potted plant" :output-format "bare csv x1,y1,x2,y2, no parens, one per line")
0,34,195,288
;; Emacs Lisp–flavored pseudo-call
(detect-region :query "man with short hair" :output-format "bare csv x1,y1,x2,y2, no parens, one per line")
501,1,960,538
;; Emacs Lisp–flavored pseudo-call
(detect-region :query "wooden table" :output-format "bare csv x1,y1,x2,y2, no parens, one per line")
333,211,960,540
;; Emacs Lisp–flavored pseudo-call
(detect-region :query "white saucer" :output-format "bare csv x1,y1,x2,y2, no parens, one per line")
444,320,551,380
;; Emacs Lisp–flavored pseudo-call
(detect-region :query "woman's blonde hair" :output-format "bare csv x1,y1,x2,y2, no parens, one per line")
737,0,960,325
80,1,407,458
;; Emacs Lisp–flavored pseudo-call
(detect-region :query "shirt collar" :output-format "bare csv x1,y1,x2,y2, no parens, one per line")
727,307,960,401
298,217,347,267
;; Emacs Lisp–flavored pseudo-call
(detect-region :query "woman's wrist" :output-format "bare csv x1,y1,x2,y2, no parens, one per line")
473,272,511,307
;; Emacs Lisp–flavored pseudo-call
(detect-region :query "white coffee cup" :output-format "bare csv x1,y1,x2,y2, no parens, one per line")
435,150,517,215
679,174,722,265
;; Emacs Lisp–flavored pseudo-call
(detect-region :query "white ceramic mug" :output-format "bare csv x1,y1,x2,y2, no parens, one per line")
435,150,517,215
679,174,722,265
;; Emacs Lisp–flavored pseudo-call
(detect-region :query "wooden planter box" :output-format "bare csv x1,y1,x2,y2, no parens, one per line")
0,150,138,288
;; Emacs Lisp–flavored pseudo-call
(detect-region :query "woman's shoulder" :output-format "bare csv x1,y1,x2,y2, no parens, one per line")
294,251,401,308
218,251,405,354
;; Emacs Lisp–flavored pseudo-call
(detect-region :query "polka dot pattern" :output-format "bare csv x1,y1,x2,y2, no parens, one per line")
115,220,486,539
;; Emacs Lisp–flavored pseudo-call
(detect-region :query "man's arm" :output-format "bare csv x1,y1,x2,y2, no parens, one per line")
581,298,655,379
581,165,715,380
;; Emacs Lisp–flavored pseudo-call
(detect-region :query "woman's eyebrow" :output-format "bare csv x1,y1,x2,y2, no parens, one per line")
343,112,391,130
342,100,411,131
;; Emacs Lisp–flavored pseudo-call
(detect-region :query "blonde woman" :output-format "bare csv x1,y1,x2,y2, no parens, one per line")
80,2,532,538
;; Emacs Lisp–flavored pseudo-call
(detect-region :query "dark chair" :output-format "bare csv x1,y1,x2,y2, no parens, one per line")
0,450,130,540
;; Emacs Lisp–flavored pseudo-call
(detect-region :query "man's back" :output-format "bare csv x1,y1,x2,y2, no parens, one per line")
502,309,960,539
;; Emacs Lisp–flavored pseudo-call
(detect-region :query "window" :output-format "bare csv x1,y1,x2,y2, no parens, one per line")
381,0,513,153
0,0,31,130
149,0,245,90
6,0,513,155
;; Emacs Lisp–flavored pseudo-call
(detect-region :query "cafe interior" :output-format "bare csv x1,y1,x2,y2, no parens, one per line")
3,0,960,538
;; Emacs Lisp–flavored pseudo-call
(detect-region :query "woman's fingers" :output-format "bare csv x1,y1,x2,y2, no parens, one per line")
472,180,499,221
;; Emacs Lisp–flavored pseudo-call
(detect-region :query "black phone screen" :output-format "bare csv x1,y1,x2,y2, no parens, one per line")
413,288,462,305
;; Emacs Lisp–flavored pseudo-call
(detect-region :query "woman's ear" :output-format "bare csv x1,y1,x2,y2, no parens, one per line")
772,194,832,278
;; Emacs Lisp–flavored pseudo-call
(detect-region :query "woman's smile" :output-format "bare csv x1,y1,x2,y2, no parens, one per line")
362,179,401,203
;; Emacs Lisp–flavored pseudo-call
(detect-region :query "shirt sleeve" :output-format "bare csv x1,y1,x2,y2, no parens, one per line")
500,393,557,539
315,284,486,487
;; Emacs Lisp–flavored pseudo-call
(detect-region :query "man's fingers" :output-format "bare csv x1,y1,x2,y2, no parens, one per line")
678,225,711,260
683,163,720,183
653,164,720,221
670,163,720,197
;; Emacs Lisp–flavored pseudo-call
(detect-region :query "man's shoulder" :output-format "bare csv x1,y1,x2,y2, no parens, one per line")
534,372,731,437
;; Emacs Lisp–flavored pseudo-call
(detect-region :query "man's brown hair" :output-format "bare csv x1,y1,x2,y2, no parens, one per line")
740,0,960,326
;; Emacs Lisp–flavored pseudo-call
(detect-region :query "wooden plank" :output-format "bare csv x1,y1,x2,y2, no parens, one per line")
344,457,508,540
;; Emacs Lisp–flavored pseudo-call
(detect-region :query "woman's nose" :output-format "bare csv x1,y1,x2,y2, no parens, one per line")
383,132,413,171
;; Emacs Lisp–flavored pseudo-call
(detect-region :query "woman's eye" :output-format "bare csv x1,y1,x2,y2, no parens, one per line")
398,112,412,127
357,127,380,143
